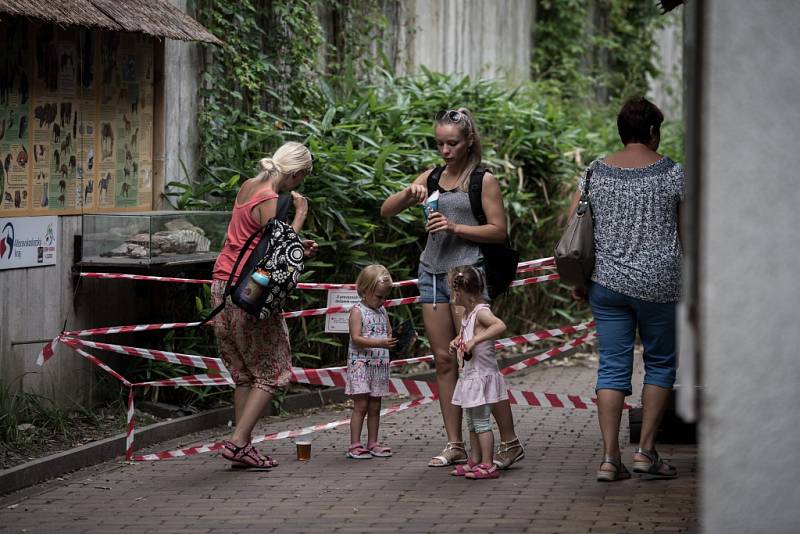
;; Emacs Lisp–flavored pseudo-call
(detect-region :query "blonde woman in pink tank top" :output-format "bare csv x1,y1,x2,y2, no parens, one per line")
212,141,318,470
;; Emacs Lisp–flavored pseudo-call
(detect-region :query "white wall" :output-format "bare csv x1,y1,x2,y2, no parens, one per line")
700,1,800,531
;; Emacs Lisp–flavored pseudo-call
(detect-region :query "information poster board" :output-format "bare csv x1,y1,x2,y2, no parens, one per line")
324,289,361,333
0,21,153,217
0,215,57,270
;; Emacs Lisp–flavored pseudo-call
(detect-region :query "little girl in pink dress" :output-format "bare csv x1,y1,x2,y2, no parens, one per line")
448,265,508,479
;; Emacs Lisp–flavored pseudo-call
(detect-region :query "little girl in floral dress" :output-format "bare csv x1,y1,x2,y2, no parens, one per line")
448,265,508,479
345,264,397,459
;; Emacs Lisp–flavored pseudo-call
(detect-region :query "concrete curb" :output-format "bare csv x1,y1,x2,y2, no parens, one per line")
0,346,575,495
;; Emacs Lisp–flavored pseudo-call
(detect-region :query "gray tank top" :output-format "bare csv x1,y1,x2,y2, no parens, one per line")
419,189,482,274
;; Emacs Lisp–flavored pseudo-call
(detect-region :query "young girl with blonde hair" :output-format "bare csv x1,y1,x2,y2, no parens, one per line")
345,264,397,459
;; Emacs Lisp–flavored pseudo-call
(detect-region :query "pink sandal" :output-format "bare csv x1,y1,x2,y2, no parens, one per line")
367,442,393,458
222,440,278,469
451,459,478,476
465,463,500,480
346,443,372,459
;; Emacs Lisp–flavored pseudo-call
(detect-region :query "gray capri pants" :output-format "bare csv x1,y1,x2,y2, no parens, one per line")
465,403,493,434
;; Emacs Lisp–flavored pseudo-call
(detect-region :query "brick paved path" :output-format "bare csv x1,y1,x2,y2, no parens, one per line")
0,353,697,533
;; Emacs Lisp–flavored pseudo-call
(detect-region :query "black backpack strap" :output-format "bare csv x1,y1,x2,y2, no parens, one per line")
468,167,487,225
426,166,444,196
199,223,266,326
276,194,292,223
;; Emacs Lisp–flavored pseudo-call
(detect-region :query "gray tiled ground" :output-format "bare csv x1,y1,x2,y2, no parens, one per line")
0,352,697,533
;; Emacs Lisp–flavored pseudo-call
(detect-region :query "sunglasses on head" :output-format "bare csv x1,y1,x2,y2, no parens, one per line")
435,110,466,123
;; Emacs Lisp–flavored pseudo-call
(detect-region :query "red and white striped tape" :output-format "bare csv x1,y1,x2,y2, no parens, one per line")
279,295,421,319
61,337,230,374
500,331,596,376
291,320,595,383
495,320,594,349
79,256,557,289
131,328,597,461
508,273,560,287
81,273,211,285
126,388,136,461
63,322,204,338
133,374,234,388
132,381,621,462
80,272,420,290
134,395,438,461
61,338,132,386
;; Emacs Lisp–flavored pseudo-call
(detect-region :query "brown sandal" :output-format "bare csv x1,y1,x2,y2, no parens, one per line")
632,448,678,479
222,441,278,470
596,455,631,482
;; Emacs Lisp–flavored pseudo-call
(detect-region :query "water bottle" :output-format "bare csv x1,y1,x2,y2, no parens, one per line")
239,269,270,306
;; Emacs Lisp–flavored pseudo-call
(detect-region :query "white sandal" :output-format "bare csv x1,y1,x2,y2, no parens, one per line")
428,441,467,467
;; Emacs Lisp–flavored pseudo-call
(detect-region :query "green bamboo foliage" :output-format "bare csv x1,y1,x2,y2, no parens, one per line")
168,71,684,367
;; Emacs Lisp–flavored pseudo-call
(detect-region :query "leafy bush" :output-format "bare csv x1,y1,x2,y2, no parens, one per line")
168,70,683,367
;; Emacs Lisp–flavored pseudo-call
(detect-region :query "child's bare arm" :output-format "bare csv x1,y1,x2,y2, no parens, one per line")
469,308,506,347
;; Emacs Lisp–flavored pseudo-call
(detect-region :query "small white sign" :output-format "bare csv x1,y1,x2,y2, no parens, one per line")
325,289,361,333
0,216,58,270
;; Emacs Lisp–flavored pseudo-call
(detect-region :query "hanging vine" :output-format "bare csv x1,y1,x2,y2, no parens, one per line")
532,0,666,102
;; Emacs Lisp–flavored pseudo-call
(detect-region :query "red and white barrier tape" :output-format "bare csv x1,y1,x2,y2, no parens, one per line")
123,326,594,461
126,388,136,460
500,331,596,376
79,257,556,289
291,320,595,381
62,337,230,374
81,273,211,284
80,272,420,290
293,333,595,394
508,273,560,287
280,295,421,319
62,338,132,387
134,395,438,461
133,374,234,388
133,382,622,462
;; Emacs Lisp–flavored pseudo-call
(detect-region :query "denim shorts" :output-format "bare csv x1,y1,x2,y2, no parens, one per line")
588,282,677,396
417,264,488,305
417,267,451,305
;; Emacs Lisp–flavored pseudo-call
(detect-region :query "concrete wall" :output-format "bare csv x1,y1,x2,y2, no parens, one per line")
0,217,92,402
398,0,533,83
649,10,683,120
699,1,800,531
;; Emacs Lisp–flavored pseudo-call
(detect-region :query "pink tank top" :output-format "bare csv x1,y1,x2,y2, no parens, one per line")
212,190,279,281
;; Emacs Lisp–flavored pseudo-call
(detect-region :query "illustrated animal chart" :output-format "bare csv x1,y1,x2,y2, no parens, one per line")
0,21,154,216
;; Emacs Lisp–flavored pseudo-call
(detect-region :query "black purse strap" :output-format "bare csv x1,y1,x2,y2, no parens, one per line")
576,167,593,216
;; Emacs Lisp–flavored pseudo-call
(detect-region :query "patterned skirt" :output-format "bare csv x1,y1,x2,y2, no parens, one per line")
211,279,292,393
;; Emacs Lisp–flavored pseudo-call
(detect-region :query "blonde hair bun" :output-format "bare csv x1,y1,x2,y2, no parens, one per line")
259,158,282,174
258,142,312,180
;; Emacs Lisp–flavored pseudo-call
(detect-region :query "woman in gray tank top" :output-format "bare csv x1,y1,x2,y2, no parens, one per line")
381,108,524,469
